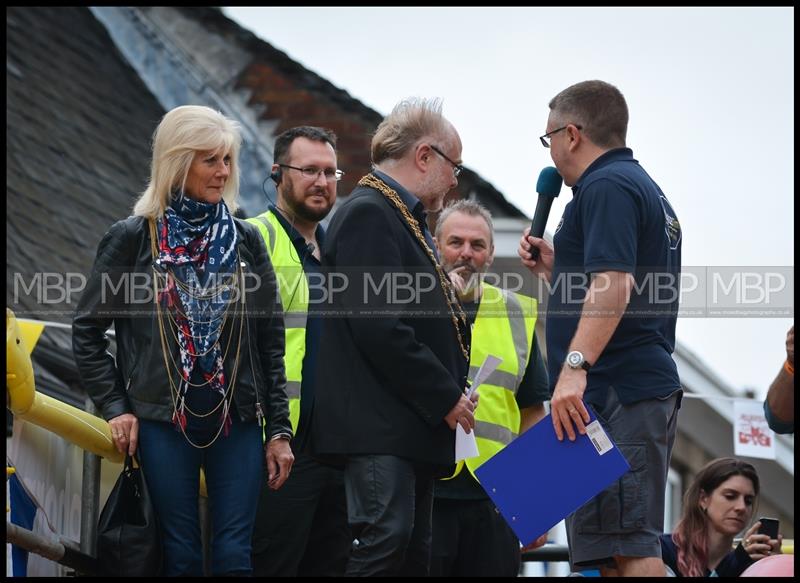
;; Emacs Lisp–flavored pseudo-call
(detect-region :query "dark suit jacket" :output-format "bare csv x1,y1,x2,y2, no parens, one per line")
310,179,470,472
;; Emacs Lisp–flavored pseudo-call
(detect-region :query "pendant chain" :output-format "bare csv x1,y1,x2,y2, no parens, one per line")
358,174,469,361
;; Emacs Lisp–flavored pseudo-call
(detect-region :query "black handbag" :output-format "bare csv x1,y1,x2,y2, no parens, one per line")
96,453,162,576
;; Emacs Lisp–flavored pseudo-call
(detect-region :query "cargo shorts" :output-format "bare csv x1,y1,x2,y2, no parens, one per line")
566,386,682,569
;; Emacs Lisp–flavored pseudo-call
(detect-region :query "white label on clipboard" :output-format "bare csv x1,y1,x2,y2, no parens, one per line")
586,420,613,455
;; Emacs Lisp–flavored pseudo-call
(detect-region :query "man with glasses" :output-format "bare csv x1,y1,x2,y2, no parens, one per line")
310,97,476,576
518,80,683,576
247,126,351,576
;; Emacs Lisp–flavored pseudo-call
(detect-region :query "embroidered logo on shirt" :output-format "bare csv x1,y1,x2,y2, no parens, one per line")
659,195,681,250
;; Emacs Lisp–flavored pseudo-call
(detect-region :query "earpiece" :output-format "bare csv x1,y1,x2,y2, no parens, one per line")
270,166,282,185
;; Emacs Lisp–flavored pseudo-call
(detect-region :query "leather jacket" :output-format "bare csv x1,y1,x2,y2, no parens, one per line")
72,215,292,439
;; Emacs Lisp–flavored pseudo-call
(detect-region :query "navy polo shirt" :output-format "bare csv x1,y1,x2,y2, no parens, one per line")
547,148,682,406
269,206,326,448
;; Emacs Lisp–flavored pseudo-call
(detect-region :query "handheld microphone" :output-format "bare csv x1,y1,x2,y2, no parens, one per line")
528,167,563,260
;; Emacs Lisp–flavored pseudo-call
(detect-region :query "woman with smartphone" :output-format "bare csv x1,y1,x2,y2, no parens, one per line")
660,457,783,577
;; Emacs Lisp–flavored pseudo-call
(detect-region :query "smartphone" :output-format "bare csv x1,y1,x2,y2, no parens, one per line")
758,517,780,539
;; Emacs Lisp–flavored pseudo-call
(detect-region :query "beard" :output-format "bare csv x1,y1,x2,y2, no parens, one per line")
443,260,484,293
282,176,333,222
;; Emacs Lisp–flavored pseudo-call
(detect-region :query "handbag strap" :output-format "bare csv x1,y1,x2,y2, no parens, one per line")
125,452,143,471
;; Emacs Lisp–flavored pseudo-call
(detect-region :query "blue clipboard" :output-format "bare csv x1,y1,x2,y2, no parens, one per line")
474,409,630,545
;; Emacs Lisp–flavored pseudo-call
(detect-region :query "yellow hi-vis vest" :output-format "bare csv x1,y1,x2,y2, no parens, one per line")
445,283,537,481
246,210,308,433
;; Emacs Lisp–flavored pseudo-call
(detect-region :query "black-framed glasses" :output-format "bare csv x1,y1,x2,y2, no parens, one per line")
539,124,583,148
279,164,344,181
429,144,463,177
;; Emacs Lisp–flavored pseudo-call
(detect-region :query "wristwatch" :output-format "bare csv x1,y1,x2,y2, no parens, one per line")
565,350,592,372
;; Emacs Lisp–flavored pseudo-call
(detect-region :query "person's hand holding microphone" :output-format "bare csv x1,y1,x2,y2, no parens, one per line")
518,167,562,280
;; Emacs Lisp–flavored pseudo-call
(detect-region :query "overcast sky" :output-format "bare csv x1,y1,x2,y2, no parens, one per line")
224,7,794,399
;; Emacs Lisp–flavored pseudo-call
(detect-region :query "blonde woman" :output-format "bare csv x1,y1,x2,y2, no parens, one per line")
73,105,293,575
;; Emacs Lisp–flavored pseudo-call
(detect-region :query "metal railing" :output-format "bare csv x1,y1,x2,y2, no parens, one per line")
6,522,99,574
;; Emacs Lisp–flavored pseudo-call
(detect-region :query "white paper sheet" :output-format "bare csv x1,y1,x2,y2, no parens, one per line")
455,355,503,462
455,423,480,461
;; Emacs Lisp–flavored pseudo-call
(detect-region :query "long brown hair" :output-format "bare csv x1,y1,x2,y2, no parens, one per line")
672,457,759,576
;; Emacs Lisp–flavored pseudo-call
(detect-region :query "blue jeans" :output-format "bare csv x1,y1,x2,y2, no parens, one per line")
137,419,263,576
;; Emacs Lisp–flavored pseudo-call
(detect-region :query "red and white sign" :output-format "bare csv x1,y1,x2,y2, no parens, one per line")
733,399,776,460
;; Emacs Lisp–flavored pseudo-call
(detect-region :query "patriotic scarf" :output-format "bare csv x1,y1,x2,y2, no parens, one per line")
157,191,238,431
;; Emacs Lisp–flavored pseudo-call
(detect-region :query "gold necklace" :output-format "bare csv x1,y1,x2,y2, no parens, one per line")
169,269,239,300
158,261,239,376
156,261,242,386
162,288,235,354
358,174,469,361
150,218,246,448
158,302,244,446
155,279,229,326
153,261,245,444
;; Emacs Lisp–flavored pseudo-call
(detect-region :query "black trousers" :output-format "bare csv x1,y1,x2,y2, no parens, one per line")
344,454,435,576
251,452,351,576
430,497,521,577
